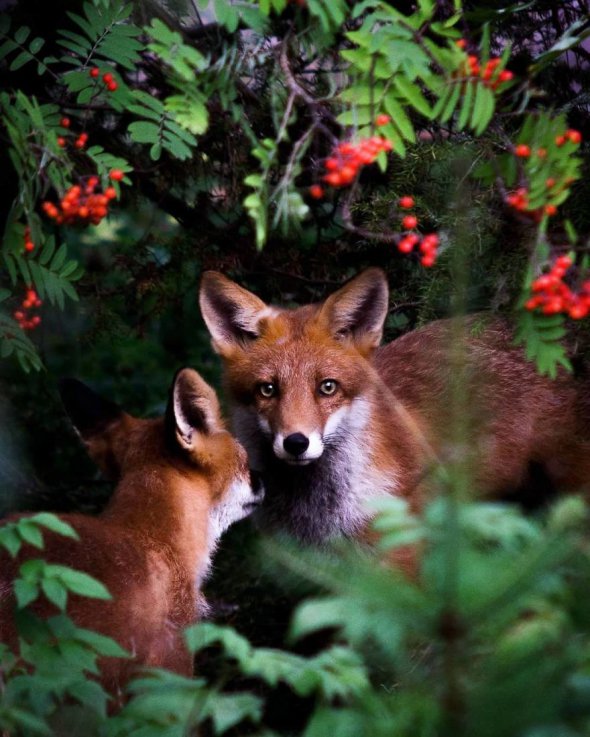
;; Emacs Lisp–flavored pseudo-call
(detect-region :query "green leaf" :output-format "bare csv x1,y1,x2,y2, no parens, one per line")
128,120,161,144
17,520,44,549
0,526,22,557
30,513,79,540
393,75,432,118
41,578,67,610
51,567,112,600
14,579,39,609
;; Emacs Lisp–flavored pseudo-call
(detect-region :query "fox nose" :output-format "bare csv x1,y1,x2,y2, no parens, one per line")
283,432,309,456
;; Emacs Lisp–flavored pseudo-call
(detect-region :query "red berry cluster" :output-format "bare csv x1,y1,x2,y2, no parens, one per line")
89,67,118,92
41,171,122,226
23,226,35,254
395,196,440,267
13,288,42,331
555,129,582,147
505,187,558,218
57,128,89,150
525,255,590,319
460,44,513,89
309,135,394,199
505,130,582,219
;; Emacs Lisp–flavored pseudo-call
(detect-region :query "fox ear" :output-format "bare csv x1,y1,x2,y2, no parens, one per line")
58,378,125,479
319,268,389,350
59,378,123,440
199,271,269,355
166,367,224,453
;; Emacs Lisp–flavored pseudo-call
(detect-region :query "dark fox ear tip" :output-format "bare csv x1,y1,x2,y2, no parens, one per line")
58,378,123,437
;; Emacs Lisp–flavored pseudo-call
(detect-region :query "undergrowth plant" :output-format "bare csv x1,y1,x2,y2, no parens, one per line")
3,495,590,736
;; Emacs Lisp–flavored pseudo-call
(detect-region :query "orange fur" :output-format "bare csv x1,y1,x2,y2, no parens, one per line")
199,269,590,544
0,368,261,695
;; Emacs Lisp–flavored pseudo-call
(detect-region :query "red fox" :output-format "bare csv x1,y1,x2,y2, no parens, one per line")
199,268,590,544
0,368,263,693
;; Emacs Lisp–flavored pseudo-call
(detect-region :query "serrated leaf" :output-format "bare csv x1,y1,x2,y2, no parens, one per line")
393,75,432,118
128,120,161,144
10,50,33,71
457,80,475,131
472,82,495,135
14,25,30,44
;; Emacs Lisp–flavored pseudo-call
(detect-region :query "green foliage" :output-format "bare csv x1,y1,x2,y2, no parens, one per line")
128,90,198,161
57,3,142,71
2,0,589,376
186,622,368,698
0,16,55,75
0,513,78,559
514,310,572,378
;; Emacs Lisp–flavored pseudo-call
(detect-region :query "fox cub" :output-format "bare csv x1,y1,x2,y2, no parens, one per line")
0,368,263,692
199,268,590,543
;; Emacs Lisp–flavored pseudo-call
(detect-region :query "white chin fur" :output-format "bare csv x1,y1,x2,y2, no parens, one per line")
209,477,263,543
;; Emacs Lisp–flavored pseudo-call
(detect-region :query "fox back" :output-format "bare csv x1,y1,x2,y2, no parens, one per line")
199,269,590,544
0,368,262,694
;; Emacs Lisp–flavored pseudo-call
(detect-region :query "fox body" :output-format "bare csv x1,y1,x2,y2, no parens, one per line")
199,269,590,544
0,368,262,692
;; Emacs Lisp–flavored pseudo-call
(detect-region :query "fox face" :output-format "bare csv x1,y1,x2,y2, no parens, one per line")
199,270,388,468
199,269,402,542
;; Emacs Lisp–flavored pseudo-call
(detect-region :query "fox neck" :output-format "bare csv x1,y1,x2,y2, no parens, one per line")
101,466,212,585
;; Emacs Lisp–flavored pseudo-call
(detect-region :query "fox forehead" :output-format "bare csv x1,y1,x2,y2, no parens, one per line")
222,311,367,395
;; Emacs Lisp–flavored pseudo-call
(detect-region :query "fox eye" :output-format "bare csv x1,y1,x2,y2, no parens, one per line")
319,379,338,396
257,382,276,398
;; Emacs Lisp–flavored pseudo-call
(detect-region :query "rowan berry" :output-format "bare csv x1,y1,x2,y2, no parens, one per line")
375,114,391,127
544,204,557,216
397,234,419,254
90,67,99,78
309,185,324,199
103,72,114,84
569,302,588,320
545,178,556,189
455,39,467,49
555,135,566,146
104,186,117,200
566,129,582,144
339,166,356,184
109,169,124,181
401,215,418,230
399,196,415,209
498,70,513,83
515,144,531,157
57,137,66,147
421,254,436,267
107,81,118,92
24,241,35,252
31,316,41,327
420,233,440,252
